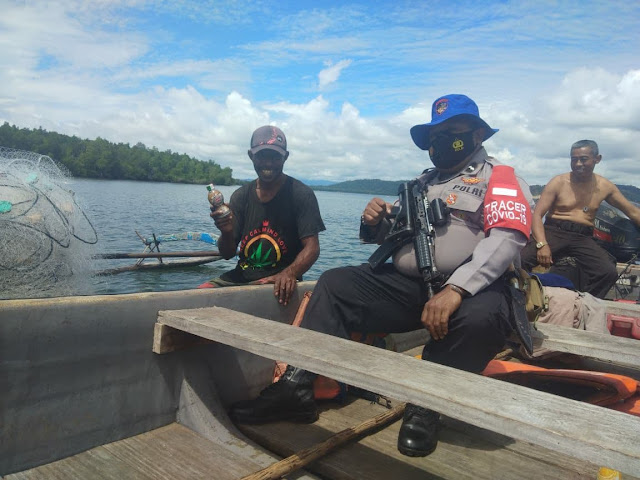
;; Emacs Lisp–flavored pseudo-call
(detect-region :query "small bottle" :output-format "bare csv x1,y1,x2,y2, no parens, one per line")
207,184,231,218
207,184,224,209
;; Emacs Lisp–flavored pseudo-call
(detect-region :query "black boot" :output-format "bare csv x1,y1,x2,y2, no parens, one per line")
229,366,319,424
397,404,440,457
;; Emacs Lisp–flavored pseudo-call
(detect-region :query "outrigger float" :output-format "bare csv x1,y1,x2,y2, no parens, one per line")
2,283,640,479
94,231,222,274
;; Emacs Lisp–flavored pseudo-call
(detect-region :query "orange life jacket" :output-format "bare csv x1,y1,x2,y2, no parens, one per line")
482,360,640,416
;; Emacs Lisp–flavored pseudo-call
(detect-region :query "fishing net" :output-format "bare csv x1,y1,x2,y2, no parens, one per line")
0,147,98,299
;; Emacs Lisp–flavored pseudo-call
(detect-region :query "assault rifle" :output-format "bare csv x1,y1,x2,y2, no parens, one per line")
367,180,449,298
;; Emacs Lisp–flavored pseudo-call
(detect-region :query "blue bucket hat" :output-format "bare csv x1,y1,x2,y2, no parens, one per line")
410,94,498,150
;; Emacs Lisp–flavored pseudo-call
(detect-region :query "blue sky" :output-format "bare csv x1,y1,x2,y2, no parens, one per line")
1,0,639,185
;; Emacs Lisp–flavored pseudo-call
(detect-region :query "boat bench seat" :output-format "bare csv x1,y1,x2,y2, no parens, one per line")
154,299,640,366
155,306,640,477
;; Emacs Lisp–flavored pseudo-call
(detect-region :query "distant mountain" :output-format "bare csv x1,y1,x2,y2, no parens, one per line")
617,185,640,204
313,179,640,203
241,177,335,186
298,178,336,186
530,184,640,203
313,179,407,196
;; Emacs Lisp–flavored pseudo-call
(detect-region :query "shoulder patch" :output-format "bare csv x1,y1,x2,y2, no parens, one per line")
483,165,531,238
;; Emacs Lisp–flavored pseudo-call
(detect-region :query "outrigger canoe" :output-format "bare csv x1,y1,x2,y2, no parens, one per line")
94,231,223,274
2,283,640,479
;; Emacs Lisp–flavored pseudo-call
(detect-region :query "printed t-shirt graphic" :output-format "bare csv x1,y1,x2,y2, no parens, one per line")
238,219,289,270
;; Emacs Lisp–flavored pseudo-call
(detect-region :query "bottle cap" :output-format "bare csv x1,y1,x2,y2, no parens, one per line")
207,184,214,191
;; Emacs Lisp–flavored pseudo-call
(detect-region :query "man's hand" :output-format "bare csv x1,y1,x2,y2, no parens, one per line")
536,244,553,268
255,269,298,305
421,285,464,340
210,205,234,235
362,198,391,226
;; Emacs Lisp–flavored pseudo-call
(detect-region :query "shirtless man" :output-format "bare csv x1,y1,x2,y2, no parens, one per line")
521,139,640,298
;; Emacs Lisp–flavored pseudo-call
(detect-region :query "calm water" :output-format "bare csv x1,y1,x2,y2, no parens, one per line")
13,179,395,298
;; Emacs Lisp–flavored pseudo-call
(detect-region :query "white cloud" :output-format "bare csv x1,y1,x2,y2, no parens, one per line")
318,60,353,90
543,69,640,128
489,69,640,186
1,0,639,190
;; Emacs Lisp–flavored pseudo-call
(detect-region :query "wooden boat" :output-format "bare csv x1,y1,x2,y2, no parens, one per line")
2,283,640,479
94,231,223,274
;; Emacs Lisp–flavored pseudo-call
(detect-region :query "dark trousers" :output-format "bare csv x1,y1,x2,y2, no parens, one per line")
300,263,513,374
521,225,618,299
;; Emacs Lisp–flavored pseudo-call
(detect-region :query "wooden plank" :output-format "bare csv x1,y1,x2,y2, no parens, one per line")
93,251,221,259
240,403,406,480
152,323,214,354
96,257,219,275
152,297,639,357
239,398,615,480
533,323,640,368
5,424,289,480
157,306,640,477
602,299,640,317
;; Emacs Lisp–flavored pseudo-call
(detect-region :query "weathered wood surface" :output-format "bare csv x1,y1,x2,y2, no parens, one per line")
241,404,406,480
153,322,214,353
533,322,640,368
155,299,640,365
157,306,640,477
5,423,313,480
239,397,633,480
94,250,221,259
602,298,640,317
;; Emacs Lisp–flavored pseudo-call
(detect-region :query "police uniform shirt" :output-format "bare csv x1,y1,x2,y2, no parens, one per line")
392,147,534,295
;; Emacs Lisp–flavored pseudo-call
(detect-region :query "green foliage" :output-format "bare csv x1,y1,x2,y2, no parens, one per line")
0,122,237,185
529,184,544,197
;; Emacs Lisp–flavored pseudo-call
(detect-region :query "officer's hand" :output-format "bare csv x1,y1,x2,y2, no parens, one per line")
362,198,392,226
421,285,464,340
255,270,298,306
210,205,234,235
536,245,553,268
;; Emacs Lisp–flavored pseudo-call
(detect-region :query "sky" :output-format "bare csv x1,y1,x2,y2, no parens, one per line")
1,0,639,186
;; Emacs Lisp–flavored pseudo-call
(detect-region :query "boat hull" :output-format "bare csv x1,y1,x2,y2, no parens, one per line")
0,284,308,476
2,285,640,479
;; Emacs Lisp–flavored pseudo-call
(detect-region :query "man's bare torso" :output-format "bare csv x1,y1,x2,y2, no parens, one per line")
548,173,611,227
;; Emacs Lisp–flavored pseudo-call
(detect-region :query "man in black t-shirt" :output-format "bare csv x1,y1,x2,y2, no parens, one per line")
199,125,325,306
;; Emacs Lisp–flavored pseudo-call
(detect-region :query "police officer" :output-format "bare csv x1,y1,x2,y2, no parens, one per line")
228,94,534,458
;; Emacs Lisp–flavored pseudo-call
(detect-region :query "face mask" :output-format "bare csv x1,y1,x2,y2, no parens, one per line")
429,131,476,169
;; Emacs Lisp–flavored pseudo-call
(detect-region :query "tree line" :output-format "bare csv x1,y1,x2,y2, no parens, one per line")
316,176,640,204
0,122,236,185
